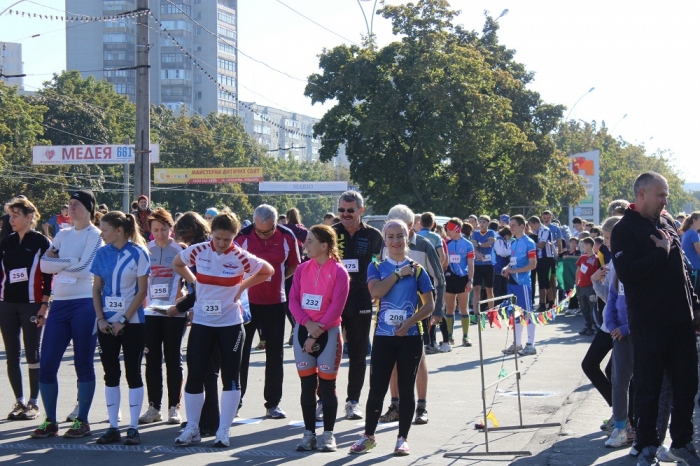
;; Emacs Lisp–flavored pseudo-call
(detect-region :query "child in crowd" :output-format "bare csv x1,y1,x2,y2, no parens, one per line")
576,237,599,336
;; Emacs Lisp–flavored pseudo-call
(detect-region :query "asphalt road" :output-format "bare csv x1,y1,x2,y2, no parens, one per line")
0,312,696,465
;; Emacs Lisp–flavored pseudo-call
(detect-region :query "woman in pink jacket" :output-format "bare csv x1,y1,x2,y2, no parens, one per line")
288,224,349,453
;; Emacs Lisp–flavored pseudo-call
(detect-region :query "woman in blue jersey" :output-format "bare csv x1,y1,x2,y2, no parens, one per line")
443,218,474,349
31,190,103,440
91,211,150,446
138,208,186,425
0,197,51,421
349,219,434,456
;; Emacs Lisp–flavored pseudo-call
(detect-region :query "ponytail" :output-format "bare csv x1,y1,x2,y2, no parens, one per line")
101,211,147,247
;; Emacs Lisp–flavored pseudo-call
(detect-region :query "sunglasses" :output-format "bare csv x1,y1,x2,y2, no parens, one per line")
338,208,358,214
255,225,276,235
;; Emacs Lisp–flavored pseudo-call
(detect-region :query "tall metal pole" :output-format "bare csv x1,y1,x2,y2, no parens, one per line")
123,138,130,212
134,0,151,201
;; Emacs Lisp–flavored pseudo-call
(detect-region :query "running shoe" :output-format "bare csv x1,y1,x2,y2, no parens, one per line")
124,428,140,445
578,327,591,335
667,442,700,465
600,418,615,432
378,404,399,423
565,307,579,315
266,405,287,419
254,340,266,351
8,402,26,420
345,401,362,420
518,344,537,356
604,428,628,448
21,402,40,420
629,443,641,457
30,419,59,438
214,427,230,448
394,436,410,456
296,430,317,451
424,344,439,354
462,337,472,347
502,344,522,355
449,338,455,346
414,407,428,424
138,403,162,424
96,427,121,444
656,445,672,462
636,445,658,466
318,431,336,452
585,328,596,336
65,403,79,422
349,434,376,454
64,418,91,438
315,401,323,421
167,406,182,424
438,342,452,353
175,424,201,445
535,303,547,314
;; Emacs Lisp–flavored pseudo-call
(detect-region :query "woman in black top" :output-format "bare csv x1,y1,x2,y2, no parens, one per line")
0,198,52,421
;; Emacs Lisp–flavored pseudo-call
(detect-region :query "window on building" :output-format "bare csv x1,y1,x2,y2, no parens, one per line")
162,53,184,64
217,58,235,72
217,11,235,25
217,42,236,55
196,91,202,99
217,26,236,40
161,21,192,32
217,74,236,88
161,69,192,80
160,3,191,15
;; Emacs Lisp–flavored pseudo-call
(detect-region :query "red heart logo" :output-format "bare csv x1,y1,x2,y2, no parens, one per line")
45,149,55,160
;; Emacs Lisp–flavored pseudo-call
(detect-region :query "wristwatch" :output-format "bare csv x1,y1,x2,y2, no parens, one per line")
394,270,402,280
118,315,128,325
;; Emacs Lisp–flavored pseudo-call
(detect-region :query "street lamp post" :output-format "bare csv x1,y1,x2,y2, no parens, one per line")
357,0,378,45
610,113,627,133
564,87,595,121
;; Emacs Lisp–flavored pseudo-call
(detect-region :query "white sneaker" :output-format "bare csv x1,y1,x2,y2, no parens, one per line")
518,344,537,356
296,430,317,451
656,444,672,462
319,431,336,452
604,427,628,448
138,403,162,424
315,402,323,421
66,403,79,422
438,342,452,353
167,406,181,424
502,343,522,354
213,427,230,448
345,401,363,420
175,424,201,445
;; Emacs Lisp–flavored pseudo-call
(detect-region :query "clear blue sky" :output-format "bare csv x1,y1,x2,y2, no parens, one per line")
2,0,699,183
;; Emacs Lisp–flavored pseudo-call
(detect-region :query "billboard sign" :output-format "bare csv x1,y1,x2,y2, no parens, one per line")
568,150,600,226
258,181,348,193
33,144,160,165
154,167,263,184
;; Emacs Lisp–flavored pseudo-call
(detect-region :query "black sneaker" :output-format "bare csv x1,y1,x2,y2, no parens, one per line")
585,328,596,336
8,402,26,420
536,304,547,314
97,427,121,444
414,407,428,424
578,328,590,336
124,428,140,445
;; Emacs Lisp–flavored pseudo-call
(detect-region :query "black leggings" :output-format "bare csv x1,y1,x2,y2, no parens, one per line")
0,302,42,400
301,376,337,432
365,335,423,439
144,315,187,409
581,328,613,406
185,323,244,393
341,294,373,402
97,323,145,388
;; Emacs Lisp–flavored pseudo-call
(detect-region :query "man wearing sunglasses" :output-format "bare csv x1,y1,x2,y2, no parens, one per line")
331,191,383,420
235,204,301,420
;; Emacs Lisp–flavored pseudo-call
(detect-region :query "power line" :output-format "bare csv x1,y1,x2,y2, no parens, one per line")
274,0,359,46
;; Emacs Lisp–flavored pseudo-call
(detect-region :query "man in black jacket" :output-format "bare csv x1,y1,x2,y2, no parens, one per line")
611,171,700,465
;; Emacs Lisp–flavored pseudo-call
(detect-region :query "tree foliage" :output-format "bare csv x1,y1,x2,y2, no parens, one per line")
553,120,695,217
305,0,585,217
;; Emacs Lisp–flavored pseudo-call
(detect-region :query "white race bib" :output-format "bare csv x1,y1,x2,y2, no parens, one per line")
105,296,125,313
342,259,359,273
202,300,222,316
449,254,460,264
618,282,625,296
9,268,28,284
510,257,517,267
150,284,169,299
384,308,407,326
482,254,492,262
580,264,588,274
56,274,77,285
302,293,323,312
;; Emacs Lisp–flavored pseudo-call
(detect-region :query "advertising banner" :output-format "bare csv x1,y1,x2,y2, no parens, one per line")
568,150,600,226
258,181,348,193
154,167,263,184
33,144,160,165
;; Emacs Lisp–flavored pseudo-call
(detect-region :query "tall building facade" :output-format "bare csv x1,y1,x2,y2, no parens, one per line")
66,0,237,116
0,42,24,90
239,101,349,167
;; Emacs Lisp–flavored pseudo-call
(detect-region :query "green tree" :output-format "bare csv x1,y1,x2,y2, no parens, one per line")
553,120,694,217
305,0,584,217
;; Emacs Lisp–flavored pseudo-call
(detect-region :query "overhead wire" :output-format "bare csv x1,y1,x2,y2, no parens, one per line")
273,0,359,46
